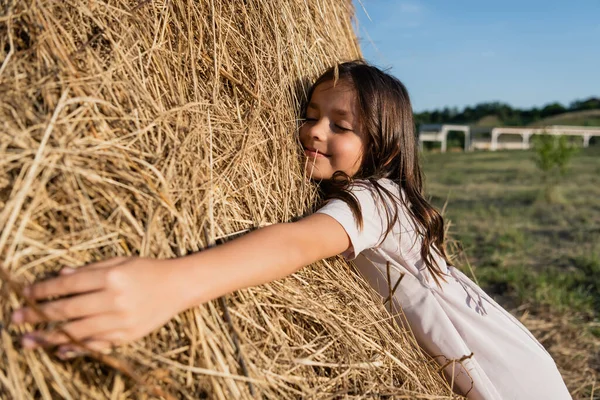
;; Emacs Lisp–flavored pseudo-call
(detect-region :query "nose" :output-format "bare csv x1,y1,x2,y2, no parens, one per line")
305,118,328,141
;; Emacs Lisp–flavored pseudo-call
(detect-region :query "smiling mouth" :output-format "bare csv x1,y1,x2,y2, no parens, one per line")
303,147,330,158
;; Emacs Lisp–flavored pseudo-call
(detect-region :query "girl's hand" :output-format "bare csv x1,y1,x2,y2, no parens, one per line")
8,214,350,358
11,257,186,356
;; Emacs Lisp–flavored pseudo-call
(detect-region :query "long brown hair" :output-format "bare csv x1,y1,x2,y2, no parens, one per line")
303,60,450,285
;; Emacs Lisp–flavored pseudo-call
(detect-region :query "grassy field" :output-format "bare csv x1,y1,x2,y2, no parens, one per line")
422,146,600,398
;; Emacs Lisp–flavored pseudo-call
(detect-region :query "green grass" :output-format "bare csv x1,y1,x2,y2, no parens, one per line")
422,146,600,320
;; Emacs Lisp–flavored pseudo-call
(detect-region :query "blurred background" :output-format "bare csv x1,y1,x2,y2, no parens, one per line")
353,1,599,397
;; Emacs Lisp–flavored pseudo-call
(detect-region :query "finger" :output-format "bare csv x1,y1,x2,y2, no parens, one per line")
24,268,110,300
56,339,114,360
13,291,112,325
82,257,130,270
22,313,118,348
95,330,129,345
58,257,129,276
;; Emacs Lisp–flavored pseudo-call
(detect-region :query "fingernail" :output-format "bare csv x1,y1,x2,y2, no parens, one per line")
11,310,23,324
22,334,38,349
60,267,76,275
57,346,84,360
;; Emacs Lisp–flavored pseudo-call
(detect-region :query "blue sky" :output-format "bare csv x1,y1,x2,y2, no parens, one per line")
353,0,600,112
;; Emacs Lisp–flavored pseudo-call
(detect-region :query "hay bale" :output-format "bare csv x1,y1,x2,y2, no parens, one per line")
0,0,456,398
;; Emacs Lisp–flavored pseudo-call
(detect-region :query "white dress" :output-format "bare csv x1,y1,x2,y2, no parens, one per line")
316,179,571,400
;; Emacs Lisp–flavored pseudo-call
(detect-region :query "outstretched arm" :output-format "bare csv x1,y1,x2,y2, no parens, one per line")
180,213,350,307
11,213,350,354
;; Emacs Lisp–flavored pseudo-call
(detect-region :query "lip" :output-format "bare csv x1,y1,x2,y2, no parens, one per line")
303,146,330,158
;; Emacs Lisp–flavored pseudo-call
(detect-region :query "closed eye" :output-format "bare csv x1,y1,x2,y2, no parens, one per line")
334,124,353,132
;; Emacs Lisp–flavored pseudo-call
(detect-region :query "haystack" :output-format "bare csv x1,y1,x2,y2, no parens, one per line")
0,0,457,398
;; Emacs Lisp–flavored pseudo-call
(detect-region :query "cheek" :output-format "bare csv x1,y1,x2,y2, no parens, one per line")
332,137,363,164
298,125,310,143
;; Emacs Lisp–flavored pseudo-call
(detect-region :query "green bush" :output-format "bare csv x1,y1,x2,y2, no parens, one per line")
532,133,578,202
532,133,578,179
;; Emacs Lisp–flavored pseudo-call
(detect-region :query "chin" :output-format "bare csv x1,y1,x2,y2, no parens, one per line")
303,167,332,181
303,159,329,180
305,172,329,181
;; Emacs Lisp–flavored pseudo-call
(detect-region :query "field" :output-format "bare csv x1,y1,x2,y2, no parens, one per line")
422,147,600,398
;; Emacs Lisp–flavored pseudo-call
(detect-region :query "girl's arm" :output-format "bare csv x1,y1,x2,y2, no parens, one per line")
179,214,350,308
11,214,350,353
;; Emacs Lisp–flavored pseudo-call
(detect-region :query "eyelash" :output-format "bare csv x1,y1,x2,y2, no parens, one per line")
335,125,352,132
303,118,351,132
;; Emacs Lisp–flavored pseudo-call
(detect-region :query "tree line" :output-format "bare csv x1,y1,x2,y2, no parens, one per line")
415,97,600,126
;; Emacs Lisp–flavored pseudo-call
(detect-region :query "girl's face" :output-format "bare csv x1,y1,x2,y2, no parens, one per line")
299,80,365,180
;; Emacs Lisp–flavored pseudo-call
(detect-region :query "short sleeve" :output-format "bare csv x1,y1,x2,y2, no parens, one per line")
316,182,391,259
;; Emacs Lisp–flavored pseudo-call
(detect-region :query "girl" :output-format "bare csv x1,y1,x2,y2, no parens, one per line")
11,61,570,399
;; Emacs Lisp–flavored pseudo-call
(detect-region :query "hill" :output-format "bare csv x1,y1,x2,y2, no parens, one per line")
528,109,600,127
416,97,600,127
470,110,600,128
474,115,502,127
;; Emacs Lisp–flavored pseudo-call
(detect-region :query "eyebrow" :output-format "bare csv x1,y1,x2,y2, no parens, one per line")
307,102,354,117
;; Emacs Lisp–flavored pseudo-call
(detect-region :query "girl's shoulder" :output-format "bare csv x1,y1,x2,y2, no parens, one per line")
349,177,396,190
349,178,404,203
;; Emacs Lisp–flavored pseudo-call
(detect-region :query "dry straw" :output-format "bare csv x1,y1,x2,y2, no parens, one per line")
0,0,457,398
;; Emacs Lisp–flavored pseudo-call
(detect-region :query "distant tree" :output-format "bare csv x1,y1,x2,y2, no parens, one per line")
449,106,459,118
462,106,475,122
521,107,541,125
569,97,600,111
540,102,566,118
414,97,600,127
441,107,452,122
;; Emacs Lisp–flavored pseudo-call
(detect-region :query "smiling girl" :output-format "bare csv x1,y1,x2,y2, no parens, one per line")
11,61,570,399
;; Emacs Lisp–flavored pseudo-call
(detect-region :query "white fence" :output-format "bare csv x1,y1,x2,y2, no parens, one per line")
418,124,471,152
418,124,600,152
489,126,600,151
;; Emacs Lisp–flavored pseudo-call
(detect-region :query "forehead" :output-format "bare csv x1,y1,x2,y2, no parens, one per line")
308,80,357,115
